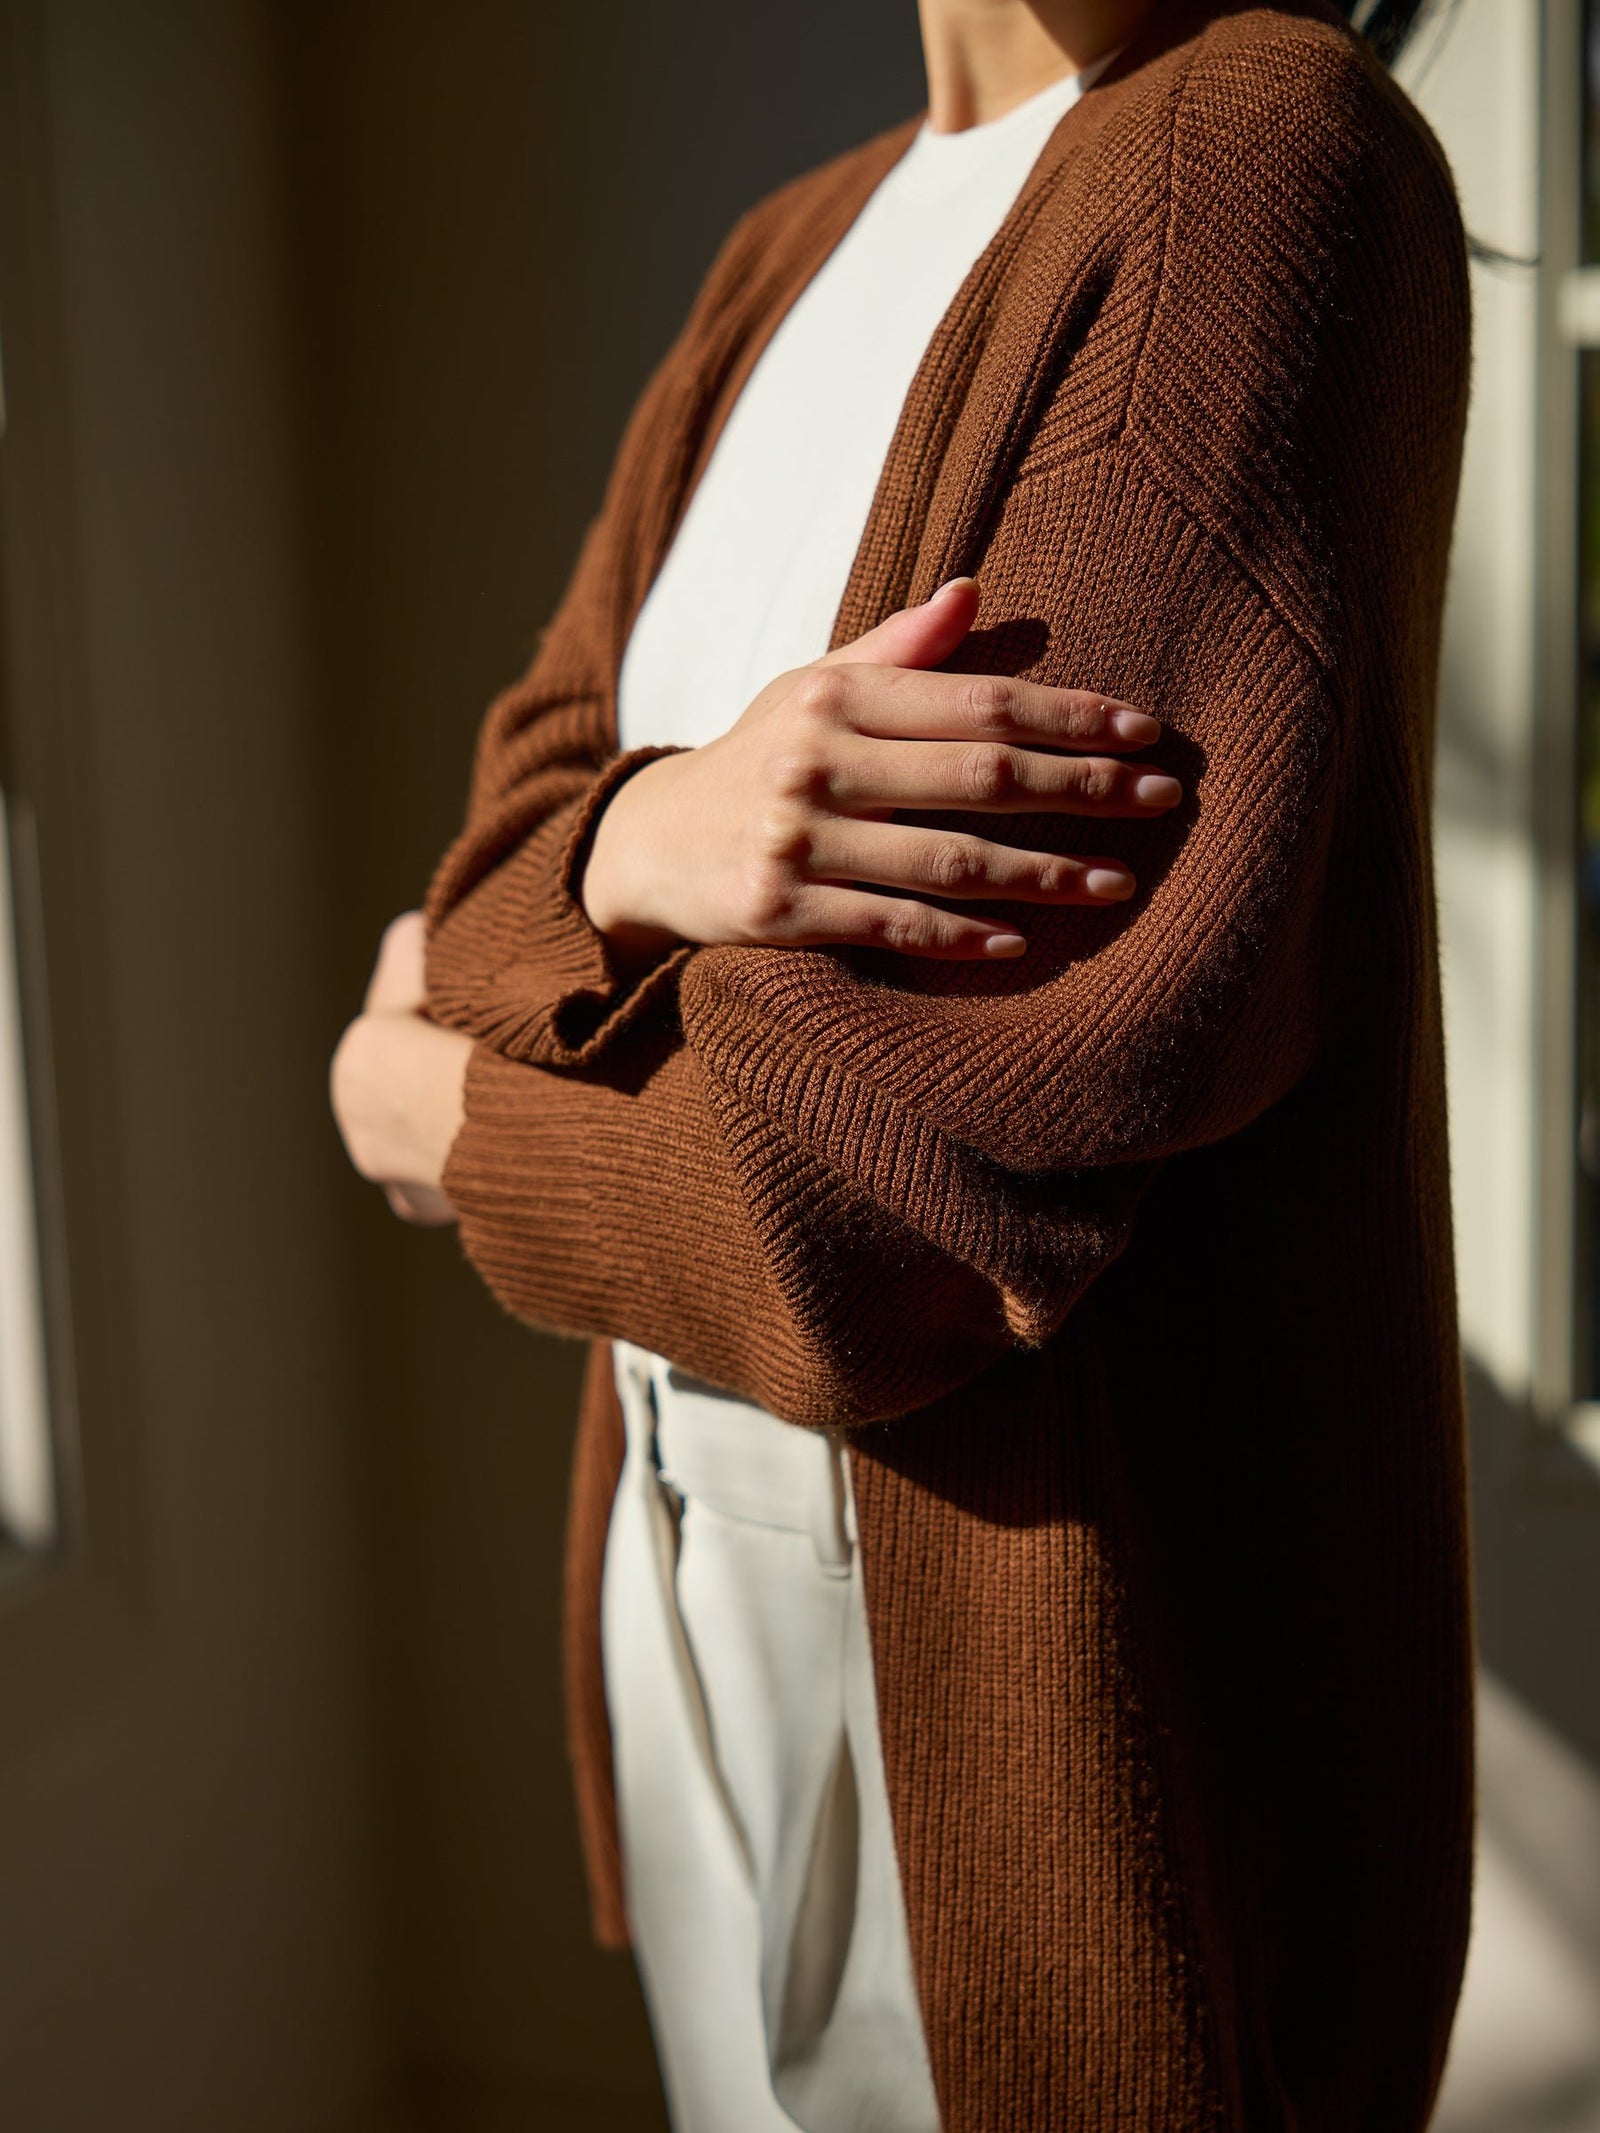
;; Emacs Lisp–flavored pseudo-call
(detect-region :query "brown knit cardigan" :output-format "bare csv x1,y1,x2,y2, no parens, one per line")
424,2,1474,2125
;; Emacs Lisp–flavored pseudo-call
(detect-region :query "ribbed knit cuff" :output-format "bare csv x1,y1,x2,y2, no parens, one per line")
528,745,694,1064
428,746,692,1071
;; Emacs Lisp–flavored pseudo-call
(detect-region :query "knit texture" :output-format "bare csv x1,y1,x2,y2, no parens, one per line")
425,3,1474,2125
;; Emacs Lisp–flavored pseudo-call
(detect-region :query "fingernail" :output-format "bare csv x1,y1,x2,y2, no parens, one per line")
1110,707,1161,743
1133,773,1181,807
1085,867,1135,900
932,574,977,602
983,930,1026,957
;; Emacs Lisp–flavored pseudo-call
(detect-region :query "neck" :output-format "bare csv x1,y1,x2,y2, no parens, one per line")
917,0,1159,131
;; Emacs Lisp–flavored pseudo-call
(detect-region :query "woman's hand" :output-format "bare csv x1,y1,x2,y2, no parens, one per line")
581,576,1180,964
330,912,472,1225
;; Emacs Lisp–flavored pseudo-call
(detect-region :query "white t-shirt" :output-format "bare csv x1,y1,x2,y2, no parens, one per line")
618,65,1084,751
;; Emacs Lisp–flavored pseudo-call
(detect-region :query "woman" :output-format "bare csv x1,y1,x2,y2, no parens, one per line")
333,1,1472,2127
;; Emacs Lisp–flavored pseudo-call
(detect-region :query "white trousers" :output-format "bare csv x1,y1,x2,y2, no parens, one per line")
602,1342,943,2133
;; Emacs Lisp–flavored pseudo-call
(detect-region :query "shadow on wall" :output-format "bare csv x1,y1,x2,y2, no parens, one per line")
1433,1362,1600,2133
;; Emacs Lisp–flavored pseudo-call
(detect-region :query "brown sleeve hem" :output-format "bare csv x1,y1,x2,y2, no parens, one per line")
427,745,692,1070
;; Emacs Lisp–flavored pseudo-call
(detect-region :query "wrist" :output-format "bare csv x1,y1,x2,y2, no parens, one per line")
579,752,684,962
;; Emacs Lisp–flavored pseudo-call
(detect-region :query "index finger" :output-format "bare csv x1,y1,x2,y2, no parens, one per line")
844,665,1161,751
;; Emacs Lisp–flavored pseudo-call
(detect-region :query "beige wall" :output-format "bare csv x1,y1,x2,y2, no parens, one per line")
0,1,387,2128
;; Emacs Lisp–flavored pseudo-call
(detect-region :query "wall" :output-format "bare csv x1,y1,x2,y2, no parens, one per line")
0,1,387,2128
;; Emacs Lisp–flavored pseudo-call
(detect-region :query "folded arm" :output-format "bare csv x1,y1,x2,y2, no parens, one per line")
425,451,1342,1425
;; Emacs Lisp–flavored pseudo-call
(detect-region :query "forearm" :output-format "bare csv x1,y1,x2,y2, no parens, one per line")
443,1038,1047,1427
430,473,1337,1400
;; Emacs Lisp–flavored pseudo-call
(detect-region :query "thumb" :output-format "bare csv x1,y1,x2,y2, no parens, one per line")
365,910,429,1015
823,575,980,672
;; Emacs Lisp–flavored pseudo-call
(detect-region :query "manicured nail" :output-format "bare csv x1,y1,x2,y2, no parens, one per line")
1133,773,1181,807
1085,867,1135,900
983,930,1026,957
1109,707,1161,744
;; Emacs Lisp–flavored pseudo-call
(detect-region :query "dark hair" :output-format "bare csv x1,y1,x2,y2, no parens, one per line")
1333,0,1432,67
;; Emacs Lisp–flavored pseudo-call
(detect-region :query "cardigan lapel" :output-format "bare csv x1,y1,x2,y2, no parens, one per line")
605,0,1326,705
827,0,1268,646
829,40,1193,647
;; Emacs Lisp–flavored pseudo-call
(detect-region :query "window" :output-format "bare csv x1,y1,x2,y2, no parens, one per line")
0,788,54,1557
0,33,133,1622
0,330,58,1565
1539,0,1600,1461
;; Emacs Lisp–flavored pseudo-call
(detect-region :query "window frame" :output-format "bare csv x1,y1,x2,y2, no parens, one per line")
1534,0,1600,1468
0,0,152,1731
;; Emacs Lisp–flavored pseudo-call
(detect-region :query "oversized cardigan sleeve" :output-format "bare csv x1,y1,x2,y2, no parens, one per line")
425,26,1467,1429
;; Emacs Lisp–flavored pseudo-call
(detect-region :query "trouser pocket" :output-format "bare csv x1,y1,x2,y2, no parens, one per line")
638,1403,758,1881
